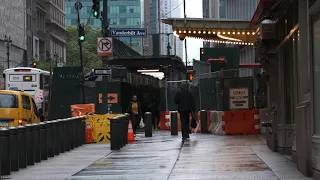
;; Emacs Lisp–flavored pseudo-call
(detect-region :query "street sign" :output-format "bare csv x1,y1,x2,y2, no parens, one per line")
93,68,111,76
107,93,118,104
97,37,113,57
229,88,249,109
110,28,147,37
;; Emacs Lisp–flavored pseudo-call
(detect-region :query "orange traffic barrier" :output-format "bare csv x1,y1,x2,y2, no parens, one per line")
159,111,166,130
222,110,260,135
71,104,95,117
165,111,170,130
71,104,95,143
128,120,135,141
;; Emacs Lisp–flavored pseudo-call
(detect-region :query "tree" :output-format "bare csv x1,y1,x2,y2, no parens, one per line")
38,25,102,73
65,25,102,73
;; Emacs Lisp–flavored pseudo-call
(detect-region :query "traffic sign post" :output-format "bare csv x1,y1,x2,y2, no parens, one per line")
97,37,113,57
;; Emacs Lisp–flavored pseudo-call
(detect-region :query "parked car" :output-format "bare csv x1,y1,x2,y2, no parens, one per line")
0,90,40,127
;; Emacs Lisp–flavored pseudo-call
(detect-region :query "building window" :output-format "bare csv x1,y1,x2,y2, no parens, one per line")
71,19,77,25
119,6,126,13
313,13,320,134
120,18,126,25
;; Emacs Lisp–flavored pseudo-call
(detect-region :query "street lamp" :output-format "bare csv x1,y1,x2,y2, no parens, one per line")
166,34,172,56
4,35,12,69
53,52,59,67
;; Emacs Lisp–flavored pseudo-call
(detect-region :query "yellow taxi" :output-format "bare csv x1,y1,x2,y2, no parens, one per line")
0,90,40,127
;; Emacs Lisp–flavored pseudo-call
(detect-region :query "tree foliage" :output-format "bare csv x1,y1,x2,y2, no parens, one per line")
65,25,102,73
37,25,103,73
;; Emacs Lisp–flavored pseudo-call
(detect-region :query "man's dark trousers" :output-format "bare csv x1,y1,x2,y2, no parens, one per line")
179,110,190,138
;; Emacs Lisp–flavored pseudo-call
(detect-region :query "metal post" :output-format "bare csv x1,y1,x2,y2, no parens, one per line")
183,0,188,80
167,34,171,55
102,0,109,67
144,112,152,137
200,110,208,133
170,111,178,135
5,35,12,69
9,127,19,171
76,0,85,104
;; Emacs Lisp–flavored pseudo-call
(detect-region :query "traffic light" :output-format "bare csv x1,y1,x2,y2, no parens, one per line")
187,70,195,81
32,62,36,68
92,0,100,18
78,24,85,41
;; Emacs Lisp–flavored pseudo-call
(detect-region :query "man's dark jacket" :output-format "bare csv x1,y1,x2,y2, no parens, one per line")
174,89,195,112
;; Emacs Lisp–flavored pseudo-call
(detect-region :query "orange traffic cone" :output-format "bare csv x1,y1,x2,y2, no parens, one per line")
128,120,135,141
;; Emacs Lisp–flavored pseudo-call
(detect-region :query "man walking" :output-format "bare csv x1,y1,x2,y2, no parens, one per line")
174,82,196,141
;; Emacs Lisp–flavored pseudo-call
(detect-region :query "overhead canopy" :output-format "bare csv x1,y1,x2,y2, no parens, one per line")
161,18,259,44
109,55,186,72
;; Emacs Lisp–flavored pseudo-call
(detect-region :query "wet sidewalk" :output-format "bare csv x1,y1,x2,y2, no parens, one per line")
4,144,111,180
69,131,314,180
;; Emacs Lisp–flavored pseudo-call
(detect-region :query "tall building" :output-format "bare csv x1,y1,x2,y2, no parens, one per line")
160,0,183,59
45,0,67,63
143,0,161,56
65,0,143,54
0,0,27,89
26,0,67,64
202,0,259,65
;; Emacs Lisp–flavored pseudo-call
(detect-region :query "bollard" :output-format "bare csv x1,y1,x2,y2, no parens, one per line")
68,119,74,150
39,122,48,160
200,110,208,133
170,111,178,136
119,115,124,147
9,127,19,171
144,112,152,137
33,124,41,163
78,117,85,146
73,118,79,148
124,114,129,144
17,126,27,168
64,119,70,151
110,117,120,150
80,117,86,145
58,120,65,153
46,121,54,157
122,115,127,146
26,124,35,166
53,121,60,155
0,128,10,175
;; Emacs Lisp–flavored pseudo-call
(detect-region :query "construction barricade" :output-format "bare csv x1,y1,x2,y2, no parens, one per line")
208,111,225,135
222,110,260,135
85,113,120,143
71,104,96,143
71,104,95,117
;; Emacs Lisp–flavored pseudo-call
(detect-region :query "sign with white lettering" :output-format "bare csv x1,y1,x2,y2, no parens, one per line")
229,88,249,109
93,68,111,76
110,29,147,37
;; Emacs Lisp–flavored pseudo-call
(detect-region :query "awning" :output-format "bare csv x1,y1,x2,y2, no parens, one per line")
162,18,259,44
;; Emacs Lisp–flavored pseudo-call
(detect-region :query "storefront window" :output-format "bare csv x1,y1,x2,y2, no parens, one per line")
313,17,320,134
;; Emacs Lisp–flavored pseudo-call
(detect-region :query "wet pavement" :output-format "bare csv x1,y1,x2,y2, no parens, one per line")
4,144,111,180
69,131,314,180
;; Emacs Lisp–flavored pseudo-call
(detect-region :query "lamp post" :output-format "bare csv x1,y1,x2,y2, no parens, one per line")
4,35,12,69
166,34,172,55
53,52,58,67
